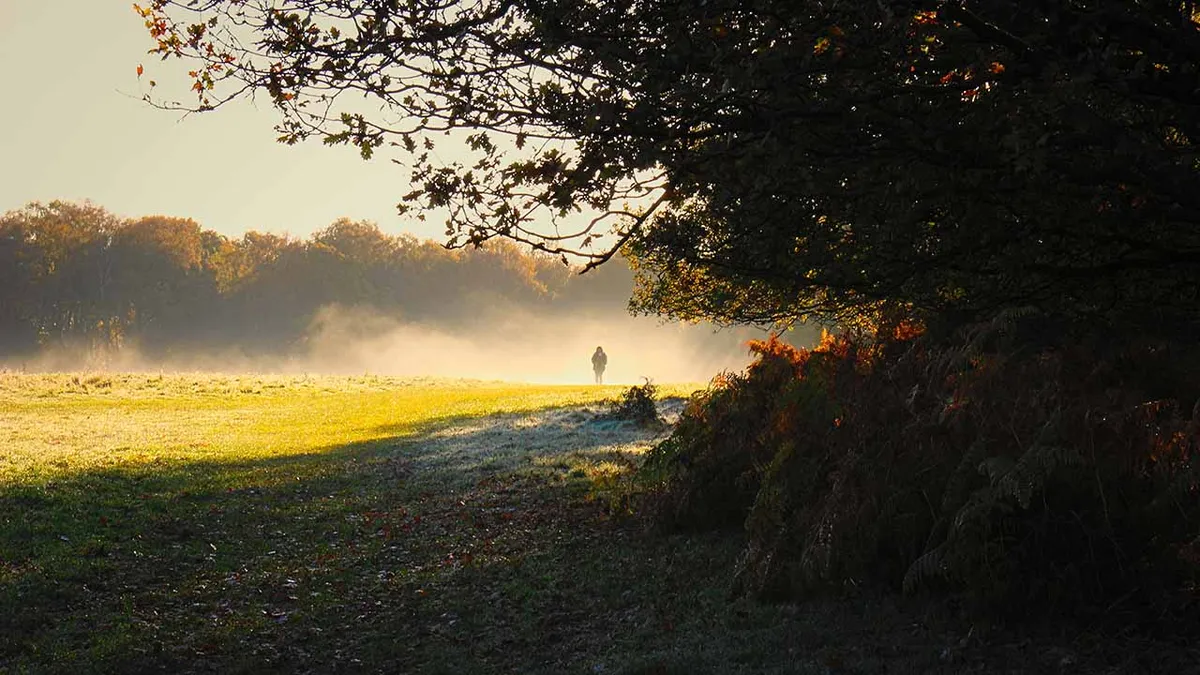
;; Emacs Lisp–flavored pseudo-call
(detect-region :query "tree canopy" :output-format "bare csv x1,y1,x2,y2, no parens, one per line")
138,0,1200,330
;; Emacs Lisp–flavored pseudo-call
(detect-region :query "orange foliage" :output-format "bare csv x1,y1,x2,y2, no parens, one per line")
913,10,939,25
747,334,807,367
890,319,925,341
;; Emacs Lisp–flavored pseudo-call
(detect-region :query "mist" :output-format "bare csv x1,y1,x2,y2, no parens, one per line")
299,305,792,384
0,204,820,382
4,304,815,385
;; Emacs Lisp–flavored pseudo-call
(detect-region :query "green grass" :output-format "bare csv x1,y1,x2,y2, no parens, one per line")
0,373,623,478
0,374,639,670
2,374,1193,674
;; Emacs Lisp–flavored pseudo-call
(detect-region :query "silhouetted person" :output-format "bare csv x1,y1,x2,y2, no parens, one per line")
591,346,608,384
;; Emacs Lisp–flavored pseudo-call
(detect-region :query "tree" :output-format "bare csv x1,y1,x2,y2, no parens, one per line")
312,218,403,266
109,216,215,350
0,201,126,351
0,198,780,364
0,212,45,353
138,0,1200,331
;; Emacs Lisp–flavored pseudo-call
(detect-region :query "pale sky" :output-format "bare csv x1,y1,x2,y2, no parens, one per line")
0,1,446,240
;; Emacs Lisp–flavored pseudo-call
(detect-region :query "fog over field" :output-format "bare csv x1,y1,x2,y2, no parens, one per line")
298,305,786,384
8,303,810,385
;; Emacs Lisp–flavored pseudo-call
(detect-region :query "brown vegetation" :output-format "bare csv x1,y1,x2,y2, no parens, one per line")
642,317,1200,624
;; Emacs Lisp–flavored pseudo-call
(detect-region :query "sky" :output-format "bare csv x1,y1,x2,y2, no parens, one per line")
0,1,446,240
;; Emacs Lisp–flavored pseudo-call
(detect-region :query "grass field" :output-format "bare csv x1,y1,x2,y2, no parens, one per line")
0,374,636,670
2,374,1193,674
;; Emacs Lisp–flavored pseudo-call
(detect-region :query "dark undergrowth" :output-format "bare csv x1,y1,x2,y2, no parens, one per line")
640,314,1200,633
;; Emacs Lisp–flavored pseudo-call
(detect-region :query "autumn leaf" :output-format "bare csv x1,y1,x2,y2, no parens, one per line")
137,64,144,77
913,10,939,25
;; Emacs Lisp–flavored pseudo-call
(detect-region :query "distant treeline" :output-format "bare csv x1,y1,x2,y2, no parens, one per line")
0,201,635,360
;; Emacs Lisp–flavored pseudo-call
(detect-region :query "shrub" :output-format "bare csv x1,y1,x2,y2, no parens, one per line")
639,336,811,530
642,318,1200,620
608,380,662,427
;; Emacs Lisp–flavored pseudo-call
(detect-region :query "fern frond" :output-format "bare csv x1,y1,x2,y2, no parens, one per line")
951,486,1009,532
993,444,1082,509
942,438,988,513
979,455,1016,485
903,544,951,594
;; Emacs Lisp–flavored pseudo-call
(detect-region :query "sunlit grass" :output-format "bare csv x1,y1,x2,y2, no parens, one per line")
0,373,661,482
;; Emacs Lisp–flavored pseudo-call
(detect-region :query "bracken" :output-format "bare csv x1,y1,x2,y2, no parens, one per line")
643,317,1200,622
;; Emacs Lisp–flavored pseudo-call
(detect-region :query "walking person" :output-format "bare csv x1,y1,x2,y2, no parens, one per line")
591,346,608,384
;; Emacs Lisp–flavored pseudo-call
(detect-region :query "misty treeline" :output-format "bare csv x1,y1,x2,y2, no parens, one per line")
0,200,638,364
